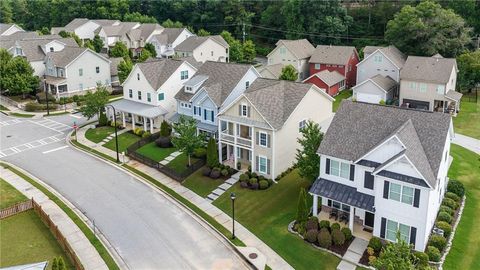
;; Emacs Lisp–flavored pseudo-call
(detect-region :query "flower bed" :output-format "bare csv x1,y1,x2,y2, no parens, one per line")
238,170,274,190
201,164,236,180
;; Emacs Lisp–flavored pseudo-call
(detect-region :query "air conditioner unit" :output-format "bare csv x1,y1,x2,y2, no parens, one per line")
433,227,444,236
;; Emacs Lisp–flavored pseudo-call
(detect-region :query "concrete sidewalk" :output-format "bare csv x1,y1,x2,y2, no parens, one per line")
453,133,480,155
0,166,109,270
75,126,293,270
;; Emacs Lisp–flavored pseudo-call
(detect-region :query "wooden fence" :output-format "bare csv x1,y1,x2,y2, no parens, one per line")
0,200,33,219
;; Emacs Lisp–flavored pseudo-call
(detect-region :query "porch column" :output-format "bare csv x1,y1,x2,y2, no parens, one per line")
143,116,147,131
122,112,126,127
234,146,238,169
149,118,153,133
312,195,318,216
132,114,136,129
349,208,354,231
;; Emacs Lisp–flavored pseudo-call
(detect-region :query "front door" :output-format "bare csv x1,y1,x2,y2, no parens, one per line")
364,212,374,228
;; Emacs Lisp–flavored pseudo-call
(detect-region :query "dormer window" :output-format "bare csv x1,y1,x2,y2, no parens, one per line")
185,86,193,93
137,73,140,80
50,47,54,52
246,81,250,89
181,70,188,80
15,47,22,55
240,104,249,117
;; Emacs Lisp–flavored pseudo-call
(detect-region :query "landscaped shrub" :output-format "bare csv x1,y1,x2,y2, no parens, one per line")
251,183,259,190
155,137,172,148
259,180,269,190
305,218,319,231
435,221,452,238
221,169,229,177
142,131,151,138
239,173,249,182
206,137,218,168
202,167,211,176
98,112,108,126
36,92,55,103
249,178,258,185
193,148,207,158
437,211,453,224
368,255,376,265
240,181,248,188
426,246,441,262
110,121,122,129
250,172,257,178
367,247,375,256
341,227,353,241
447,179,465,197
445,192,461,202
306,229,318,243
331,222,340,231
319,220,330,230
25,102,57,111
368,237,383,253
267,178,274,185
317,229,332,248
296,223,306,236
133,128,144,136
439,205,454,216
210,169,221,179
160,120,172,137
442,198,459,210
413,251,429,267
332,228,345,246
428,235,447,252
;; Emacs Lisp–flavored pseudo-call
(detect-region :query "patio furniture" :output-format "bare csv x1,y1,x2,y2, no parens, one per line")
329,209,338,220
339,211,349,225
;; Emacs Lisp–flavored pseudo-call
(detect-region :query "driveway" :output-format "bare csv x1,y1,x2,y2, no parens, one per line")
0,113,247,270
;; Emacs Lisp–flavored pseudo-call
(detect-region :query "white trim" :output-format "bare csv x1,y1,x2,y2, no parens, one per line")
64,48,111,69
352,78,391,93
356,49,401,70
354,134,406,163
219,66,261,108
258,155,268,174
218,94,275,130
259,131,268,147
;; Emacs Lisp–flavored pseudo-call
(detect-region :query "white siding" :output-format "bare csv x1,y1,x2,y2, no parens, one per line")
352,80,389,103
74,21,100,40
1,25,23,36
123,65,156,105
357,51,400,84
65,50,111,92
159,62,197,115
192,38,228,63
31,61,45,77
221,68,259,110
43,40,66,53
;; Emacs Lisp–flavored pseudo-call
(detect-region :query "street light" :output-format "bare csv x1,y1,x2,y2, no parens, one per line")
230,192,236,239
105,104,119,162
43,75,50,115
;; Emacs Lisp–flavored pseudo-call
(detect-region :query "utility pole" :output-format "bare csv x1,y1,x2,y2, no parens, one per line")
242,22,246,44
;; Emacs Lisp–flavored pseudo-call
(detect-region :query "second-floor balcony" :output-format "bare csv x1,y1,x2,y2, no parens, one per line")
219,121,252,148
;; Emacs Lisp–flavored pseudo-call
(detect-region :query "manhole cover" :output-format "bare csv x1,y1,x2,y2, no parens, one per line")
248,253,258,259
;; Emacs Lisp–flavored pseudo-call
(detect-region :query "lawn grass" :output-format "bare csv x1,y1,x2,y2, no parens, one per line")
44,111,70,117
166,153,200,173
0,104,9,111
333,88,352,112
85,126,115,143
453,98,479,139
213,169,341,270
103,131,140,153
9,112,35,118
0,178,28,209
443,145,480,270
0,163,119,270
135,142,176,162
0,210,73,269
182,167,225,197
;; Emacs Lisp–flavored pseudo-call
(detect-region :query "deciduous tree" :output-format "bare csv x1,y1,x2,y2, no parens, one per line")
124,12,157,23
295,121,323,181
138,49,152,62
279,65,298,81
2,56,39,98
457,50,480,92
171,116,206,166
243,40,256,63
197,29,211,36
143,43,157,58
372,233,415,270
92,35,104,53
79,84,110,119
118,58,133,83
109,41,129,59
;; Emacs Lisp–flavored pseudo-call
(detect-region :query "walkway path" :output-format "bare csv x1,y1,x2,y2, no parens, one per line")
75,126,293,270
159,151,182,165
336,237,369,270
453,133,480,155
207,172,241,201
0,165,108,270
99,128,130,145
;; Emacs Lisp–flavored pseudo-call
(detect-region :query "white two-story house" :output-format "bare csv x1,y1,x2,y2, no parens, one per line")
218,78,334,179
44,47,111,98
309,100,453,251
172,61,260,138
266,39,315,80
175,35,229,63
399,54,461,114
109,58,198,132
357,45,406,84
148,28,195,58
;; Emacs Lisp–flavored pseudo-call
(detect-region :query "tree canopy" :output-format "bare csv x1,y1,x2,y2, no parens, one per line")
457,50,480,92
118,58,133,83
143,43,157,58
295,121,323,181
109,42,130,59
79,84,110,119
124,12,157,23
171,116,206,166
92,35,104,53
0,50,39,97
279,65,298,81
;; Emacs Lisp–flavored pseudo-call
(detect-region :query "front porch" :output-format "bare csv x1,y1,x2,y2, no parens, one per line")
108,99,167,133
316,206,373,241
221,144,251,171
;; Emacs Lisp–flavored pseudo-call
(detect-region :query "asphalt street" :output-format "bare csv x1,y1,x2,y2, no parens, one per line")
0,113,247,270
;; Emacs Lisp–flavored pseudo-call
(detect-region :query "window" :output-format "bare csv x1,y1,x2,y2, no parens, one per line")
15,47,22,55
315,63,320,69
436,85,445,95
374,55,383,63
259,156,267,173
419,83,427,93
389,183,401,201
137,91,142,100
348,65,352,72
259,132,267,147
79,68,83,76
50,47,54,52
129,89,133,98
299,120,307,131
211,51,213,56
185,86,193,92
246,81,250,89
210,110,214,122
181,70,189,80
401,186,414,205
59,70,64,77
409,82,417,90
241,104,248,117
137,73,140,80
158,93,164,101
147,93,151,102
386,219,410,242
330,160,350,180
327,199,351,213
79,83,83,90
389,183,414,205
96,66,100,74
339,80,345,89
279,47,286,54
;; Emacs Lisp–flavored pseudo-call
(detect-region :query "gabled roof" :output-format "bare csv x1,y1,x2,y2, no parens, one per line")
0,37,78,62
318,101,451,188
136,23,163,40
91,19,120,27
109,57,123,76
63,18,90,31
104,22,139,37
259,63,284,79
400,55,457,84
176,56,202,69
363,45,406,68
47,47,108,68
136,58,187,90
272,39,315,59
305,70,345,86
159,28,187,44
242,78,331,129
175,35,229,52
369,74,397,91
0,23,24,35
309,45,357,65
445,90,463,101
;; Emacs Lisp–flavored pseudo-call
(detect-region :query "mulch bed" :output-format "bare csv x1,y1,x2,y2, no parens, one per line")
359,249,370,265
328,237,354,256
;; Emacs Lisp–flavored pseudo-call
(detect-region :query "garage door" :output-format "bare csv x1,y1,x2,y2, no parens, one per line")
357,92,382,104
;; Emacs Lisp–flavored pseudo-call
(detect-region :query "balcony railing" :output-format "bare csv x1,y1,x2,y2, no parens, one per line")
237,137,252,147
220,132,235,143
219,131,253,147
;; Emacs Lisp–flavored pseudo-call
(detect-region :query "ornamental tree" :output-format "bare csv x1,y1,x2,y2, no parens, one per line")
295,121,323,181
279,64,298,81
171,116,206,166
79,84,110,119
206,137,219,168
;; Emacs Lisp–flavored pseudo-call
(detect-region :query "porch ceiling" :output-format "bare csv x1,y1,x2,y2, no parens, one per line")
110,99,167,118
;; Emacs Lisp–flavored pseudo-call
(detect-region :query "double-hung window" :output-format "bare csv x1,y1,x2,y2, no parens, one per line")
436,85,445,95
137,91,142,100
374,55,383,63
246,81,250,89
241,104,248,117
180,70,188,80
259,156,267,174
279,47,286,54
419,83,427,93
96,66,100,74
259,132,267,147
79,68,83,76
386,219,410,242
158,93,164,101
147,93,151,102
128,89,133,98
410,82,417,90
330,160,350,180
389,183,414,205
315,63,320,69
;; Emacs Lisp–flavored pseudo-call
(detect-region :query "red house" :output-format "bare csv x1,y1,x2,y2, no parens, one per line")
308,45,359,88
303,70,345,96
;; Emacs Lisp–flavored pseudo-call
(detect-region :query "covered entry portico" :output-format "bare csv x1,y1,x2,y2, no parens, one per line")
310,178,375,240
108,99,167,133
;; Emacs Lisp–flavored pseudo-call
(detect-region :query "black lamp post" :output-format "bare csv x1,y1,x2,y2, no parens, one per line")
230,192,236,239
43,75,50,115
105,104,119,162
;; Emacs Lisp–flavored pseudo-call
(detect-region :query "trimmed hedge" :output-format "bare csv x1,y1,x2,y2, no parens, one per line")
341,227,353,241
331,222,340,231
437,211,453,224
447,179,465,197
306,229,318,243
319,220,330,230
426,246,441,262
317,228,332,248
332,228,345,246
25,102,58,112
442,198,459,210
413,251,429,267
439,205,454,216
368,237,383,253
305,218,319,231
435,221,452,238
445,192,461,202
428,235,447,252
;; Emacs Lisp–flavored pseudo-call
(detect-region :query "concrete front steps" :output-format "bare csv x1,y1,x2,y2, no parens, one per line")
337,237,369,270
206,172,241,201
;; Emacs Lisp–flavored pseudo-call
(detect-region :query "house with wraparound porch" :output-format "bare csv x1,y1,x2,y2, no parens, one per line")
309,100,453,251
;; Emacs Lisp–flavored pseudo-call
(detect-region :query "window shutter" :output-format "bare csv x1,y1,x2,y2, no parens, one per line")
380,218,386,238
267,159,271,175
383,181,389,199
204,109,207,120
238,105,242,116
247,106,251,117
199,108,201,116
410,227,417,247
267,134,271,148
211,111,214,122
193,106,196,115
327,199,332,207
256,132,259,145
413,189,420,208
325,158,330,174
349,165,355,181
255,156,259,172
364,172,374,189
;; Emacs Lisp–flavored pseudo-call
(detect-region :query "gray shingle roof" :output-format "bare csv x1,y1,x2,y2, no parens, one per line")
318,101,451,188
370,74,397,92
109,57,123,76
47,47,107,68
160,28,186,44
309,178,375,212
400,55,457,84
259,63,283,79
274,39,315,59
91,19,119,27
175,35,229,52
309,45,357,65
1,37,78,62
64,18,90,31
244,78,316,129
0,23,14,34
445,90,463,101
365,45,406,68
136,58,185,90
176,56,202,69
308,70,345,86
0,31,39,41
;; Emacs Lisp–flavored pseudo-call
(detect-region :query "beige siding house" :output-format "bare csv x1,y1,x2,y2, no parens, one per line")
175,35,229,63
217,78,334,179
266,39,315,80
